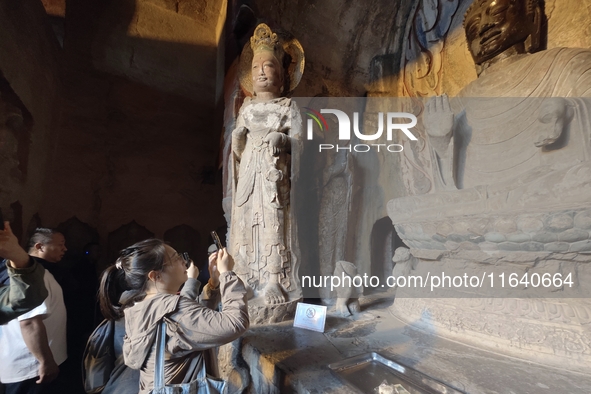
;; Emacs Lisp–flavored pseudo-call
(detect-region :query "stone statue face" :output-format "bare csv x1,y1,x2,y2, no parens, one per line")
251,50,283,95
464,0,534,65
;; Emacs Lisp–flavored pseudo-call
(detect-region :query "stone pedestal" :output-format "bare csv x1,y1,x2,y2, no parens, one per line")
387,176,591,373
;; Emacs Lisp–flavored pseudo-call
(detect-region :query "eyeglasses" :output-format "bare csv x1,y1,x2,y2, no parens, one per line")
166,252,191,269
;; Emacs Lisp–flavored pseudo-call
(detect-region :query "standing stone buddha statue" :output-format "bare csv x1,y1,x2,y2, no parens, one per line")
230,24,304,317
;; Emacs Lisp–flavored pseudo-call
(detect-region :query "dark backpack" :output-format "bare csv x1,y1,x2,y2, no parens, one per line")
82,318,116,393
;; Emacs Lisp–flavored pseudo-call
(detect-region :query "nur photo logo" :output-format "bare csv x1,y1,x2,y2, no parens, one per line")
303,107,329,133
304,107,418,153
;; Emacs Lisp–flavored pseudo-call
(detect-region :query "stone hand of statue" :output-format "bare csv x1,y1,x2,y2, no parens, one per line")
264,131,287,156
424,94,454,138
534,98,569,148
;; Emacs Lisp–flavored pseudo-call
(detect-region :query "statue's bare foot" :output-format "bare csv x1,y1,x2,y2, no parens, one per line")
349,300,361,314
336,298,351,317
264,282,286,305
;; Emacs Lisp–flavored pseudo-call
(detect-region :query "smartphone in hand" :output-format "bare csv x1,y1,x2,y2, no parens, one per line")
210,231,223,250
181,252,191,269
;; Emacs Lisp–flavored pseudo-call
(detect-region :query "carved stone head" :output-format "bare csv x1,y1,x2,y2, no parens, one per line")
250,25,285,96
464,0,543,66
238,23,305,97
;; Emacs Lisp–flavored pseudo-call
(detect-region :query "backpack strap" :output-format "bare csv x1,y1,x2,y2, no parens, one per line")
153,320,167,389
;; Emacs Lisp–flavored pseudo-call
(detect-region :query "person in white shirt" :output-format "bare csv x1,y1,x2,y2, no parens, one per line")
0,229,68,394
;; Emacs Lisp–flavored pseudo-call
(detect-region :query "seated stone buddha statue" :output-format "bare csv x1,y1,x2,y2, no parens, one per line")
395,0,591,218
387,0,591,374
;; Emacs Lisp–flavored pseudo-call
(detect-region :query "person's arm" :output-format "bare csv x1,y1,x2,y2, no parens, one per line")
20,315,60,383
172,249,249,350
180,260,201,300
200,280,221,310
198,252,222,309
0,222,31,269
0,259,48,324
173,272,249,350
0,222,48,324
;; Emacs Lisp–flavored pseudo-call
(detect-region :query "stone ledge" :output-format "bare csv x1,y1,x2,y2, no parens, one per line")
218,296,591,393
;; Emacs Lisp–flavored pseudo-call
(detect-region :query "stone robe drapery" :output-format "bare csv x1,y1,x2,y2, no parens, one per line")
452,47,591,190
230,97,302,299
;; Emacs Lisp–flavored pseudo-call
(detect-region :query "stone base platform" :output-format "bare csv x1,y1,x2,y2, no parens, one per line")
218,294,591,393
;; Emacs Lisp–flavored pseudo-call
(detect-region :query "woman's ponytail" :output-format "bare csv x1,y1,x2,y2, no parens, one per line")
98,263,127,321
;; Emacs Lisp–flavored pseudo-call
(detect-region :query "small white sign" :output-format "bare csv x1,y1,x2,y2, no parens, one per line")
293,302,327,332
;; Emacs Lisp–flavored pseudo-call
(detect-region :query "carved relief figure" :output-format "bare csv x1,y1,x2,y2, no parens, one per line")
230,24,304,306
424,0,591,191
392,0,463,196
318,146,353,304
402,0,460,98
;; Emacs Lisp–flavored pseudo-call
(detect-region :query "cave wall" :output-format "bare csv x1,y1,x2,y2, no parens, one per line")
43,0,228,266
0,0,62,242
1,0,228,267
90,0,226,108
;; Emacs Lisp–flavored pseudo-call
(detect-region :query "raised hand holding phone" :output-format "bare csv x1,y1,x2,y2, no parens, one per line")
215,248,234,273
181,253,199,279
210,231,223,250
207,250,220,288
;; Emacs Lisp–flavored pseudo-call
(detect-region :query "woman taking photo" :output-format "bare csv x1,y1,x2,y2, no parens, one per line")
98,239,249,394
